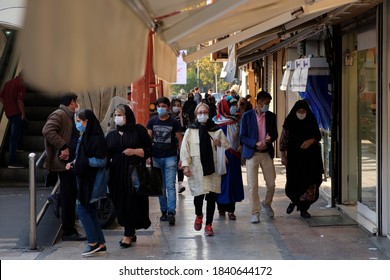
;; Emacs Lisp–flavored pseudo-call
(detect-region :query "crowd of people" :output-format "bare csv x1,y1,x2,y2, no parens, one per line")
34,86,323,257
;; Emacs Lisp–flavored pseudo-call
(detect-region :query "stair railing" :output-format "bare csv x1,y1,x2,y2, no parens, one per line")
28,151,60,250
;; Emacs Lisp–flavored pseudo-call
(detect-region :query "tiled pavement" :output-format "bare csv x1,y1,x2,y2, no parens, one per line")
1,159,389,260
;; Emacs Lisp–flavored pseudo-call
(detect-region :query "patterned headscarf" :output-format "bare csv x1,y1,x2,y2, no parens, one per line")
214,95,239,125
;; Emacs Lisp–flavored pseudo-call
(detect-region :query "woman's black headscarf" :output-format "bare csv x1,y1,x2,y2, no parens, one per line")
190,114,219,176
82,109,106,158
282,100,323,204
74,109,107,204
283,100,319,139
116,104,136,132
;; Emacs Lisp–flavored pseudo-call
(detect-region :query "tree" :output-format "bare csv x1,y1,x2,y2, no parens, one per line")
170,54,230,95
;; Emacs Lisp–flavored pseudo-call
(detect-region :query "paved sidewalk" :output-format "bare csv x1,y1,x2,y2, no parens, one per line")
1,159,389,260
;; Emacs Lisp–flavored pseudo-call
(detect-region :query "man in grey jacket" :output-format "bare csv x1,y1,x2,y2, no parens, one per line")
42,92,86,241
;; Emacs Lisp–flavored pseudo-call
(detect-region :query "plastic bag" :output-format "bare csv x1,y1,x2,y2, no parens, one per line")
216,146,227,175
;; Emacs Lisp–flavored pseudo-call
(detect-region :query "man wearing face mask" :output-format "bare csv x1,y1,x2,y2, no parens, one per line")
147,97,183,225
239,91,278,223
170,98,189,193
42,92,86,241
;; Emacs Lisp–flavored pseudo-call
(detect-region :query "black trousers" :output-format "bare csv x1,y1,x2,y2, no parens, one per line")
58,170,78,235
217,202,235,213
177,153,184,182
194,192,217,225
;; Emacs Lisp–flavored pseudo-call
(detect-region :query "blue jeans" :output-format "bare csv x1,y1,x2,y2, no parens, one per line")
76,202,105,244
153,156,177,215
8,114,24,165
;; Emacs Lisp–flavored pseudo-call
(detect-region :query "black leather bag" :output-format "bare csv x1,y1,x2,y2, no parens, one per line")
135,159,163,197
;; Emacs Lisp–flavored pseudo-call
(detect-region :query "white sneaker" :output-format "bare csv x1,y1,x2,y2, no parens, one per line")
261,201,275,218
250,214,260,224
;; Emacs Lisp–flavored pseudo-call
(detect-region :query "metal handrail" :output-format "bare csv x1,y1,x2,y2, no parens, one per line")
29,151,60,249
29,153,37,250
34,150,60,226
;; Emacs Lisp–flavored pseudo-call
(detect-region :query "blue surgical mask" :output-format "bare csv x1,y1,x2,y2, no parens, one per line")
157,107,168,116
261,104,269,113
230,106,238,115
75,121,86,132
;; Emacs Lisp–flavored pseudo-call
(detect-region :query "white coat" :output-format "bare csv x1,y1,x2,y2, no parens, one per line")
180,127,229,196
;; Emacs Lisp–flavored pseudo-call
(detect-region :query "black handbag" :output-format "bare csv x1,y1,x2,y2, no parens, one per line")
135,158,163,197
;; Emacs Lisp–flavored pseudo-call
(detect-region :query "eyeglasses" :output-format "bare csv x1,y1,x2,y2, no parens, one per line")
197,111,209,115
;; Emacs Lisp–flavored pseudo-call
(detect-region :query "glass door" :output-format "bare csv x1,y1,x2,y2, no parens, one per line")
357,47,377,222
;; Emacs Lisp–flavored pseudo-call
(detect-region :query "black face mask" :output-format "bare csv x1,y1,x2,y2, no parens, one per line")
188,97,194,101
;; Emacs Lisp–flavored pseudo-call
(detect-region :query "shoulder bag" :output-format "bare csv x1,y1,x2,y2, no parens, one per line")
133,158,163,197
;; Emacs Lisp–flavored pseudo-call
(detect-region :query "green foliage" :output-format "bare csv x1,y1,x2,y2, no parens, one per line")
169,55,230,94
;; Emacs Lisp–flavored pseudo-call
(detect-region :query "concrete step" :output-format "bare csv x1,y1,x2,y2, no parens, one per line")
21,135,45,151
1,88,59,188
25,106,58,121
0,167,48,187
24,120,46,136
24,90,59,107
1,151,45,167
2,134,45,154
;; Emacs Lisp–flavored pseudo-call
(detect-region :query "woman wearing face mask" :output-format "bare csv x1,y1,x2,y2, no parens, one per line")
106,104,152,247
170,99,189,193
67,109,107,257
279,100,324,218
213,96,244,220
180,103,229,236
205,95,217,120
182,91,197,124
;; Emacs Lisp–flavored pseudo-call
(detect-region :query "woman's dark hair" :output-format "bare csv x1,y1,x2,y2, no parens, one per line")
171,98,182,107
77,109,87,121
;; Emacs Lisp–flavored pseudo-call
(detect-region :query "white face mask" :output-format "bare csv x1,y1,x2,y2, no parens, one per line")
114,116,125,126
172,106,180,113
296,112,306,120
197,114,209,123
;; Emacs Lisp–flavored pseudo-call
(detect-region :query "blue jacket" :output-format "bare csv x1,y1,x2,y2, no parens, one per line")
240,109,278,159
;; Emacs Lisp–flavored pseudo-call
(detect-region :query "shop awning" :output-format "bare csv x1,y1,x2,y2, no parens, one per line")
16,0,359,92
0,0,25,29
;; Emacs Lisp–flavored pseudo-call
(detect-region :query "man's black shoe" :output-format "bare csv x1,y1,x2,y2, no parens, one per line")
167,212,175,225
62,233,87,241
160,211,168,221
47,194,60,218
286,203,295,214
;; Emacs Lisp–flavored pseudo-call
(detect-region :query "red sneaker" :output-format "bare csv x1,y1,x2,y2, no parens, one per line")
204,224,214,236
194,215,203,231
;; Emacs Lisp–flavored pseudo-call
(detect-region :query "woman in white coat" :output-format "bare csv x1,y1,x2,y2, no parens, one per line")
180,103,229,236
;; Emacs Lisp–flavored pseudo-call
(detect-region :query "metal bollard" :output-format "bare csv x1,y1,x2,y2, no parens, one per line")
29,153,37,250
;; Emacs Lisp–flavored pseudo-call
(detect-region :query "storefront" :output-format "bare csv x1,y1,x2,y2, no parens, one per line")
339,6,386,235
246,1,390,237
